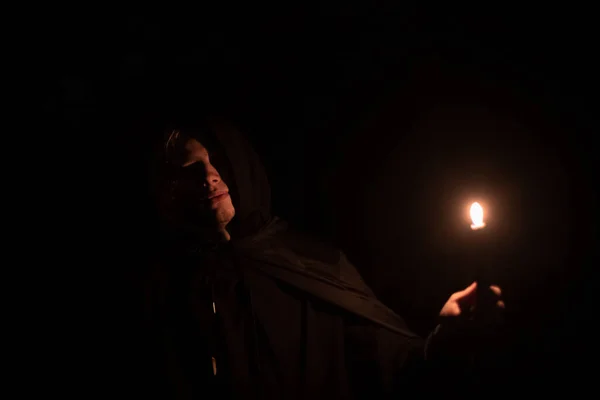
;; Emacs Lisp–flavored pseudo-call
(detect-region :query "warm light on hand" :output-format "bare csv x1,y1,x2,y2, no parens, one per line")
470,202,486,230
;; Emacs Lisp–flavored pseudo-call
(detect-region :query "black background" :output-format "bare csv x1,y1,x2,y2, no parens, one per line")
39,4,596,393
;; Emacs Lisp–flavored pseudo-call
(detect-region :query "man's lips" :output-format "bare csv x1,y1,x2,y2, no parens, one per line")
205,191,229,203
208,191,228,199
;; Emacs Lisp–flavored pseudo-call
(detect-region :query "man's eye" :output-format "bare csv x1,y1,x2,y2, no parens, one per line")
178,166,196,179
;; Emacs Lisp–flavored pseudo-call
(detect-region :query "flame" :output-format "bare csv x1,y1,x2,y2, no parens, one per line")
470,202,486,230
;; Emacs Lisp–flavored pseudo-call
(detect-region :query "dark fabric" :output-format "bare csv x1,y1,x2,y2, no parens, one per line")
142,252,426,399
137,120,431,398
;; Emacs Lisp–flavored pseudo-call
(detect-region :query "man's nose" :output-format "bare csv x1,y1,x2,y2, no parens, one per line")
203,169,221,187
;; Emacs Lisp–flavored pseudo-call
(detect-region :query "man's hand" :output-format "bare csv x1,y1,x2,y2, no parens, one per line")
425,282,506,362
439,281,504,319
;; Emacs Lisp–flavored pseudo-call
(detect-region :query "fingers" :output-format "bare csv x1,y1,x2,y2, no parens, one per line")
490,285,504,309
485,285,505,310
444,282,505,318
490,285,502,297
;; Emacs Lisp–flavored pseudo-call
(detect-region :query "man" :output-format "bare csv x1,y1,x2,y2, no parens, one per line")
138,118,504,399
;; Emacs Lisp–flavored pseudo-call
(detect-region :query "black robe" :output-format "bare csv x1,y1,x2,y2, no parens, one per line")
135,119,437,399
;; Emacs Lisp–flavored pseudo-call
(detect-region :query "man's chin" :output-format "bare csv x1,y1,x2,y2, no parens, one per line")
213,202,235,222
215,208,235,226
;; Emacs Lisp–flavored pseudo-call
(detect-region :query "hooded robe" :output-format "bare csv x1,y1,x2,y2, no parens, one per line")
136,119,437,399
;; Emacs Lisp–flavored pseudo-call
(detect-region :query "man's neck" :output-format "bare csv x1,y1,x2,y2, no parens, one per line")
197,224,230,243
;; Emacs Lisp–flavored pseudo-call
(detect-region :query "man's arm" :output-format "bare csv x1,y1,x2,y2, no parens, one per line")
343,281,505,397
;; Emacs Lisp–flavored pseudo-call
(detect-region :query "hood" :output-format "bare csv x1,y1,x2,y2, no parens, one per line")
206,118,272,239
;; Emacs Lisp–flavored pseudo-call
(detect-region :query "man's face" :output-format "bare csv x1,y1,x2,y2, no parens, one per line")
172,138,235,227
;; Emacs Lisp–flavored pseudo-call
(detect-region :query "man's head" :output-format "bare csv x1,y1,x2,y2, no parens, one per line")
161,128,236,239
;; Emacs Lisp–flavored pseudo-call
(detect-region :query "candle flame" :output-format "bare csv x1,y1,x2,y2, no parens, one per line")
470,202,486,230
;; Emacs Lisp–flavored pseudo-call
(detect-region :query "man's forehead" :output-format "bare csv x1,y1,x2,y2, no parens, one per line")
174,138,208,167
184,138,209,157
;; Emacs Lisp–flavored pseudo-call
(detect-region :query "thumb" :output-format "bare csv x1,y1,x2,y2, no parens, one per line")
452,281,477,301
